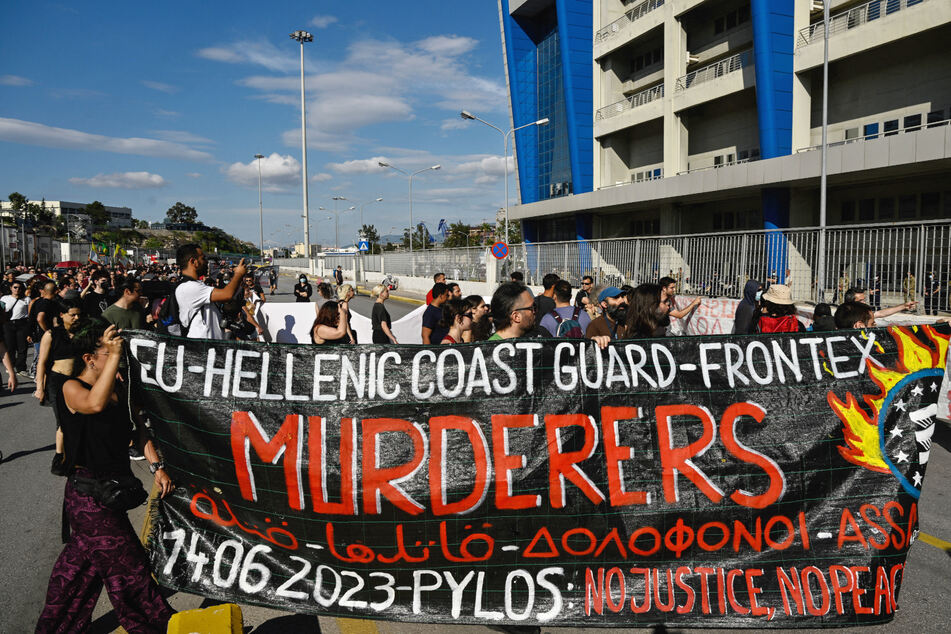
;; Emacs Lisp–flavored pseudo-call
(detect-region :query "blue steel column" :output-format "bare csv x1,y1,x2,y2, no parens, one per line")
751,0,795,283
501,0,540,205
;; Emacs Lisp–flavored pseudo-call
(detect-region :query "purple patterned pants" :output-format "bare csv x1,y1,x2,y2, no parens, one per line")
36,478,173,633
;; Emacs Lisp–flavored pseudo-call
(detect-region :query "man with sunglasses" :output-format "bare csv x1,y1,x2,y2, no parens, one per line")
575,275,594,308
1,280,30,376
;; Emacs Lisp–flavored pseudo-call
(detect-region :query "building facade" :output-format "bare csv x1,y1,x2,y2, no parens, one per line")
0,199,132,228
500,0,951,242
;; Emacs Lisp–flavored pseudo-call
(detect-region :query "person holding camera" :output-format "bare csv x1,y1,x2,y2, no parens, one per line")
175,244,246,340
36,321,174,633
80,271,114,319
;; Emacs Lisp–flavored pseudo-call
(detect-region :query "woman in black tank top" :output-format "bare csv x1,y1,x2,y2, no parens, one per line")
37,320,175,633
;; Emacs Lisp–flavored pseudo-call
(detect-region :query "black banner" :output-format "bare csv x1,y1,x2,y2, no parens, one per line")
128,325,950,626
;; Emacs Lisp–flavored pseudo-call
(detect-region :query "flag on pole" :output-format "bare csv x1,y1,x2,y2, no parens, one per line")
437,218,449,238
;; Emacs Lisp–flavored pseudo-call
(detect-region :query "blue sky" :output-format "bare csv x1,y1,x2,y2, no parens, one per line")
0,1,513,247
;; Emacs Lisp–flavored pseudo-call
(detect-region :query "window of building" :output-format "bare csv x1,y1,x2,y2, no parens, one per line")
927,109,946,127
845,128,859,140
738,5,750,23
714,155,723,166
738,149,749,161
841,200,856,222
714,17,725,34
903,114,921,132
863,123,879,139
921,192,940,218
726,153,735,164
723,213,735,230
858,198,875,221
878,197,895,219
726,11,737,29
883,119,899,136
652,48,661,65
750,148,760,159
898,195,916,219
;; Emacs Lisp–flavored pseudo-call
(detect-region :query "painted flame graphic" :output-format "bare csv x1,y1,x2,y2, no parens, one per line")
827,326,949,473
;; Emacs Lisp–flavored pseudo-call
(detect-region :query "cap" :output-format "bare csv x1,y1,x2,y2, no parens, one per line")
597,286,624,303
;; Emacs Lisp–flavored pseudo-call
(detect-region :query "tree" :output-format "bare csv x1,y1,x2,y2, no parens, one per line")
142,237,163,250
443,221,474,248
166,201,198,225
402,224,431,251
132,218,150,229
85,201,110,226
360,224,381,253
7,192,26,212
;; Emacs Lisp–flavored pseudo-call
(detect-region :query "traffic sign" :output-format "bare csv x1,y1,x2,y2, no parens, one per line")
357,240,370,252
491,241,509,259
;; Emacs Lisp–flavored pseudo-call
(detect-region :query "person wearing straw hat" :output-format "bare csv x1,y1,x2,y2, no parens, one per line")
756,284,804,333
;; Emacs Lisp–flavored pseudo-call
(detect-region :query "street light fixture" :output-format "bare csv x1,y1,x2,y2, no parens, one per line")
355,197,384,240
378,162,440,274
290,29,313,268
321,202,355,251
254,153,264,262
460,110,548,244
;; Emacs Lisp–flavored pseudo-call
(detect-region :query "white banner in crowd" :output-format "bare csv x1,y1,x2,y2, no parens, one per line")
257,302,429,345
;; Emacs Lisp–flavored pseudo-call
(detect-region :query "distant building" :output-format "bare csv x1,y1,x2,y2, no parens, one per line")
499,0,951,241
0,199,132,228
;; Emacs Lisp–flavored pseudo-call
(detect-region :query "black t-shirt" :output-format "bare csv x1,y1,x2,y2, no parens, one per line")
294,282,312,302
61,379,134,475
83,291,113,318
371,303,392,343
422,303,448,344
574,289,589,307
535,294,555,318
30,297,57,334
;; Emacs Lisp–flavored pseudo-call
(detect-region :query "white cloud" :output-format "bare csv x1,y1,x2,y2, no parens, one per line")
311,172,332,182
154,108,181,118
0,117,214,161
416,35,478,57
196,41,297,72
150,130,215,145
327,156,392,175
224,153,304,191
310,15,338,28
455,155,512,184
186,172,202,179
0,75,33,86
141,80,179,94
69,171,167,189
203,33,505,152
440,118,468,131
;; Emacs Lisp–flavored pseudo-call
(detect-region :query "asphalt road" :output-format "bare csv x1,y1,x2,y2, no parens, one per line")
1,275,949,633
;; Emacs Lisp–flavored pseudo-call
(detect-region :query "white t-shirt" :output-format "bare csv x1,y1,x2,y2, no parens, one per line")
175,280,225,339
1,295,29,320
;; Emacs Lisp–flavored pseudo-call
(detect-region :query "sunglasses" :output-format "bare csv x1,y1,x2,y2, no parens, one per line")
513,304,536,313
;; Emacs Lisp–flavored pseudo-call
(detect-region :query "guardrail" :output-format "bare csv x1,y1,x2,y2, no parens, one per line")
675,49,753,91
796,116,949,153
796,0,928,48
595,0,665,44
596,84,664,120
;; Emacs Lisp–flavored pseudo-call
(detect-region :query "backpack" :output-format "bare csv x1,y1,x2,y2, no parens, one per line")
551,306,585,339
154,282,197,336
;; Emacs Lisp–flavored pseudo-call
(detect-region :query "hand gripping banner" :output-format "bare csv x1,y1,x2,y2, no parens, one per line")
128,324,951,627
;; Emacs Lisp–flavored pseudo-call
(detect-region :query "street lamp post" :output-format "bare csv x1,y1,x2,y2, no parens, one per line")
356,197,384,240
290,29,313,270
378,162,439,275
816,2,831,303
254,153,264,262
460,110,548,245
320,204,355,251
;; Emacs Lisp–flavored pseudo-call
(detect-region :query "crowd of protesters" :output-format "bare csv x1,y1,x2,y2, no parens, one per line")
0,243,945,632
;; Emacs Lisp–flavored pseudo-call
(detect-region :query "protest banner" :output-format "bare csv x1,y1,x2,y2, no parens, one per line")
128,324,950,626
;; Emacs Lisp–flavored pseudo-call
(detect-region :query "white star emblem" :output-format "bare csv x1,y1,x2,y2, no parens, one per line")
890,426,904,439
913,472,923,487
895,399,906,412
912,385,924,396
895,450,909,463
931,382,938,392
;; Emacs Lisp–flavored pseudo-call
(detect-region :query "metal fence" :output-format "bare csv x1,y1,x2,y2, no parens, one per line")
382,247,490,281
596,84,664,121
797,0,928,48
676,49,753,91
498,221,950,309
595,0,665,43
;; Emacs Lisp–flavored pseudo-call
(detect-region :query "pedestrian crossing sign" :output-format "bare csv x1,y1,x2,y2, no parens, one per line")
358,240,370,252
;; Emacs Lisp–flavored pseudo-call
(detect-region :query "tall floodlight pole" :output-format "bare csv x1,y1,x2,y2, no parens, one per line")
378,162,440,275
290,30,313,269
816,3,830,302
255,154,265,262
460,110,548,243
